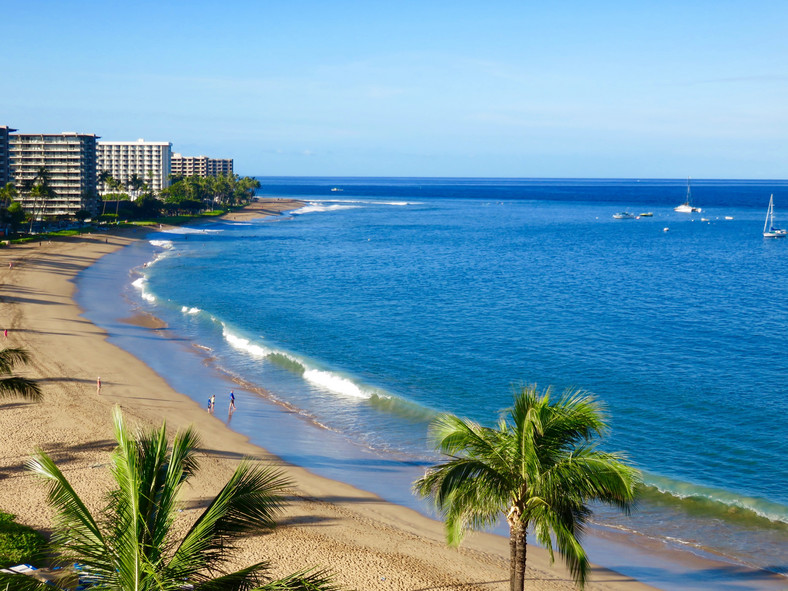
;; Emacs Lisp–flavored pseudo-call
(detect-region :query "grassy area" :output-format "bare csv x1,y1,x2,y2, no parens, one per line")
0,511,47,568
3,207,238,245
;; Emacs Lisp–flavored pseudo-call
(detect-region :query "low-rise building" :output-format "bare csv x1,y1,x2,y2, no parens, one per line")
97,139,172,195
9,132,99,217
171,153,233,178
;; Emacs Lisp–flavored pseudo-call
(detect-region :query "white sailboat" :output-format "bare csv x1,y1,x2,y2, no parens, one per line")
763,194,787,238
674,177,701,213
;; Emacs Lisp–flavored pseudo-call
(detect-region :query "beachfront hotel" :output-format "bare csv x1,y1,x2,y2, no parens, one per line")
9,132,99,216
171,153,233,178
0,126,16,187
96,139,172,195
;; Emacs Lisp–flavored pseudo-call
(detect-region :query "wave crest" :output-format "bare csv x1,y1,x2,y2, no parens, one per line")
642,473,788,525
131,277,156,302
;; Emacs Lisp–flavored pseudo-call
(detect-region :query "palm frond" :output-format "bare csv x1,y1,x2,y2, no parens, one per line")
0,376,42,401
26,449,106,563
108,405,146,589
171,462,291,575
531,504,590,589
0,572,56,591
192,561,272,591
252,568,341,591
0,347,32,374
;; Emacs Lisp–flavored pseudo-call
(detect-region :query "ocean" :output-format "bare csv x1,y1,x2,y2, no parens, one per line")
77,178,788,590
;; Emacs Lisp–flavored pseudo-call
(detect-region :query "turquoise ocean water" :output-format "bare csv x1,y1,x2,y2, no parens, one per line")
78,178,787,589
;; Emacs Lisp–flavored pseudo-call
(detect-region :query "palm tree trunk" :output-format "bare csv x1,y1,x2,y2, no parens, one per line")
509,519,527,591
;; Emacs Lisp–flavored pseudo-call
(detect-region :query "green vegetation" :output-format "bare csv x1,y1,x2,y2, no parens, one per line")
159,173,260,215
415,384,641,591
98,171,260,220
0,407,339,590
0,511,47,568
0,348,42,402
1,172,261,242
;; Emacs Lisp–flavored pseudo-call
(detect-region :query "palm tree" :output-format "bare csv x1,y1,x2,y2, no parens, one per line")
27,167,53,234
112,178,126,219
129,173,144,200
0,181,18,209
97,170,113,217
0,406,338,590
414,385,641,591
0,348,42,401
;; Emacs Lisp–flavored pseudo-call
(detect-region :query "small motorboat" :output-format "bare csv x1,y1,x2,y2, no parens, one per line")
613,212,635,219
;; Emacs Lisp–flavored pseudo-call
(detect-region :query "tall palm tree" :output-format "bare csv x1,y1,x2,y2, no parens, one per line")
414,385,641,591
129,174,144,200
1,406,339,590
27,167,53,234
97,170,113,217
112,178,127,219
0,348,42,402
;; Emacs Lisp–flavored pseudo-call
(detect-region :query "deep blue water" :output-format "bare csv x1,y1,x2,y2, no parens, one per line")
81,178,788,585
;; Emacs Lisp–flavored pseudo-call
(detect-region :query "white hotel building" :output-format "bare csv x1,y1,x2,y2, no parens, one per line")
96,139,172,195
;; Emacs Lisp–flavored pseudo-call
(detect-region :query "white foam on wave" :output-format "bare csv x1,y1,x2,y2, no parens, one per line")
223,326,273,358
131,277,156,302
293,202,361,215
303,368,371,400
319,199,420,207
331,199,419,206
149,239,174,249
163,227,222,235
221,324,381,401
181,306,201,315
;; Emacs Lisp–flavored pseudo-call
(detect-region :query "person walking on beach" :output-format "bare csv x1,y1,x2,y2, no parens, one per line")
97,377,102,395
3,329,7,339
229,390,236,412
209,394,216,413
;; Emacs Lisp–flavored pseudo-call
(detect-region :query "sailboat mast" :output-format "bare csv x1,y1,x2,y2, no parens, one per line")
765,194,773,232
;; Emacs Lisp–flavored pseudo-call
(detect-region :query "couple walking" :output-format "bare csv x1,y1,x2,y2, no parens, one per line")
208,390,236,413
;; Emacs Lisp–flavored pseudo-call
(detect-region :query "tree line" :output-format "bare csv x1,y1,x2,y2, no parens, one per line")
0,171,262,236
99,171,261,218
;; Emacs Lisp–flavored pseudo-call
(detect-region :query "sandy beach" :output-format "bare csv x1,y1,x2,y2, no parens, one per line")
0,200,657,590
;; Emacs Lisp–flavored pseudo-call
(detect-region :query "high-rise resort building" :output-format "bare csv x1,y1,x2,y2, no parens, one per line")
9,132,99,216
171,153,234,178
0,126,16,186
96,139,172,195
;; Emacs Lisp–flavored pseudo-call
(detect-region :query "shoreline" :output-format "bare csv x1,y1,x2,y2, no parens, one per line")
0,199,779,590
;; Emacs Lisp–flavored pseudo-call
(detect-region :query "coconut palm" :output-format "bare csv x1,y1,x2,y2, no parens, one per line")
414,385,641,591
0,406,339,590
0,181,18,208
0,348,42,402
27,168,54,233
97,170,113,217
128,174,144,200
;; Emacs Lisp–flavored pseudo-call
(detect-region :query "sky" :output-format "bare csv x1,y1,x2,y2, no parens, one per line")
2,1,787,178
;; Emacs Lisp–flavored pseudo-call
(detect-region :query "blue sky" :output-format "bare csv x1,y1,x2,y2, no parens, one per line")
2,1,786,178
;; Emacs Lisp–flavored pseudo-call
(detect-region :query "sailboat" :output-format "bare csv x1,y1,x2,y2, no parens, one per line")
763,194,787,238
674,177,701,213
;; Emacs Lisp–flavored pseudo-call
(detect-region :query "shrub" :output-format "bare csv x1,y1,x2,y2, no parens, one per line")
0,511,47,568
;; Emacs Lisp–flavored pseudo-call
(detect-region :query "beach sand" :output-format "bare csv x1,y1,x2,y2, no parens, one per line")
0,200,655,590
